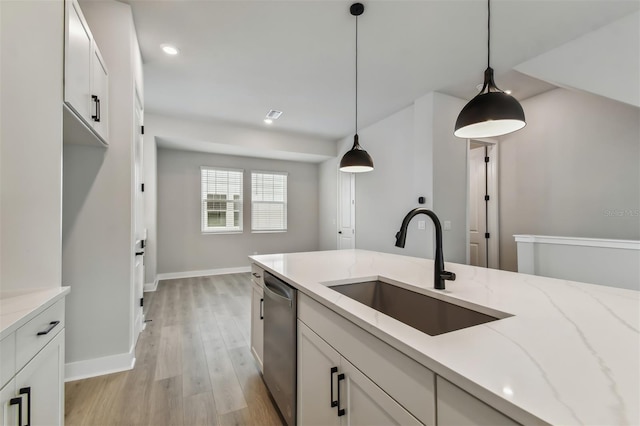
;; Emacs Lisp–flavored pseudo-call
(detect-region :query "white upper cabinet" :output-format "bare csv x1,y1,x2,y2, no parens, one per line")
63,0,109,146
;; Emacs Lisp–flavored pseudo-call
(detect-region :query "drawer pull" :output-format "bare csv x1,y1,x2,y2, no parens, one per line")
9,396,22,426
330,367,338,408
337,373,346,416
37,321,60,336
19,387,31,426
252,272,261,279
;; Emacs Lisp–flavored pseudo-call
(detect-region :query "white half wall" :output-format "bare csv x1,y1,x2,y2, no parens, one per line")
157,149,319,274
515,235,640,290
516,11,640,108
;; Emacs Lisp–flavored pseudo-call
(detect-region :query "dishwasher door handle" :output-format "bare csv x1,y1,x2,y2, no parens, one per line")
264,281,293,308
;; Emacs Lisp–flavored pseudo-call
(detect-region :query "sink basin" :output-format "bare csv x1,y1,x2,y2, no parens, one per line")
330,280,500,336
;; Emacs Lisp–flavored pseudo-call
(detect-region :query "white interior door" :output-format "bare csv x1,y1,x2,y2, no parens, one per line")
468,145,487,267
133,91,145,337
338,172,355,250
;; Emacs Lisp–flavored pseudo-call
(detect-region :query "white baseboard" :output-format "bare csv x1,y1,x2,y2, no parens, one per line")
65,345,136,382
156,266,251,281
144,279,158,292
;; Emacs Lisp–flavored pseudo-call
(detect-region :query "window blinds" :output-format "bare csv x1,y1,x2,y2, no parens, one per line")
251,171,287,232
201,167,243,233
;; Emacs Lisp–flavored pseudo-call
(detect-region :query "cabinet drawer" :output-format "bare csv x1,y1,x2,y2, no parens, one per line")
16,299,65,370
251,264,265,287
0,333,16,388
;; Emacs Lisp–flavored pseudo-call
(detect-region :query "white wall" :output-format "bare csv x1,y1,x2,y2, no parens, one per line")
432,93,469,264
320,92,468,263
318,157,338,250
157,149,319,275
499,88,640,271
63,0,139,374
0,0,63,293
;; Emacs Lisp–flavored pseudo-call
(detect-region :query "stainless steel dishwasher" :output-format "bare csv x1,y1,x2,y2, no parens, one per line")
263,272,297,426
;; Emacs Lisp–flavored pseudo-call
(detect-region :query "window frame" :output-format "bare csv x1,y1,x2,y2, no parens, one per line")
251,170,288,233
200,166,244,234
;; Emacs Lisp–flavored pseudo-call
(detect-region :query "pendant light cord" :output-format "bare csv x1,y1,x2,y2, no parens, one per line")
487,0,491,69
355,14,359,134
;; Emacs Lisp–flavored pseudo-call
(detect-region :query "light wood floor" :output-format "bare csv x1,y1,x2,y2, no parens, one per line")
65,273,283,426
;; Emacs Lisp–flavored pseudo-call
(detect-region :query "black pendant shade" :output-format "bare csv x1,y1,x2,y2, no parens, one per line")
454,67,526,139
339,3,374,173
340,134,374,173
454,0,526,139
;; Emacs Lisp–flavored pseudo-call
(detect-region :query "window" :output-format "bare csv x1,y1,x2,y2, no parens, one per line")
251,171,287,232
201,167,243,233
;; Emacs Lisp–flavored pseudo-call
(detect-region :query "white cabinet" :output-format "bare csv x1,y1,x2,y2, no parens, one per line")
15,331,65,426
63,0,109,146
1,379,17,426
298,322,421,426
250,264,265,372
436,377,519,426
0,298,66,426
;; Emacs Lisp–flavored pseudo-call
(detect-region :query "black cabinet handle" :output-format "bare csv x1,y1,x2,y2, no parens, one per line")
97,96,101,122
91,95,100,122
9,396,22,426
259,298,264,320
330,367,338,408
135,251,144,256
37,321,60,336
252,272,261,279
19,387,31,426
337,373,346,416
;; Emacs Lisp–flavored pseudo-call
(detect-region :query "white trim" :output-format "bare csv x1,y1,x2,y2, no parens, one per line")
514,234,640,250
65,344,136,382
144,279,158,292
157,266,251,281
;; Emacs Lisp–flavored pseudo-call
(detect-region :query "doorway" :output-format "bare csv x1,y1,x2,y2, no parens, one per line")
467,139,499,268
338,171,355,249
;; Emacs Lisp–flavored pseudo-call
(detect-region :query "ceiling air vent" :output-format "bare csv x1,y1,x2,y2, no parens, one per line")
266,110,283,120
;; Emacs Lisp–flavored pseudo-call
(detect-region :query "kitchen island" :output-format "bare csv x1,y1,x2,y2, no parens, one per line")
250,249,639,425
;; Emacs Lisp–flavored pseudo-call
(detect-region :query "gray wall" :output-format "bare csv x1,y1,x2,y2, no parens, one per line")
63,0,137,364
499,88,640,271
1,0,63,293
157,149,320,274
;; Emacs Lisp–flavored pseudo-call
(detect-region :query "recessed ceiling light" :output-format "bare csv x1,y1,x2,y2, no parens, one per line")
161,44,179,55
265,110,283,120
264,118,273,124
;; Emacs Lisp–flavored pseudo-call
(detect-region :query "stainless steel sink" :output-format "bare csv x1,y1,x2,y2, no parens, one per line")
330,280,500,336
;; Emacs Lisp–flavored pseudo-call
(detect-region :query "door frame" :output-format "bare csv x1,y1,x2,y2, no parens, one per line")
465,138,500,269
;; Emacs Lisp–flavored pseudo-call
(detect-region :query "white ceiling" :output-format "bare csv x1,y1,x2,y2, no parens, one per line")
127,0,639,141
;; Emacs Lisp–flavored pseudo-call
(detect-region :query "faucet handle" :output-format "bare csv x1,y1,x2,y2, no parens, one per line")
440,270,456,281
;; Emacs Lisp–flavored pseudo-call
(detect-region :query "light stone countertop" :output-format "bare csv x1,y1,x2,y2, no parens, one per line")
250,249,639,426
0,287,70,340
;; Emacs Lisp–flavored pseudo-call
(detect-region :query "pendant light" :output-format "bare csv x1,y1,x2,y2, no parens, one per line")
340,2,374,173
454,0,526,139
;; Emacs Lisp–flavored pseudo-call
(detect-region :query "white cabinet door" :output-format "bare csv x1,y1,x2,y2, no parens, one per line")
250,285,264,372
1,379,17,426
298,322,341,426
15,331,64,426
340,358,422,426
90,47,108,141
64,0,92,122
